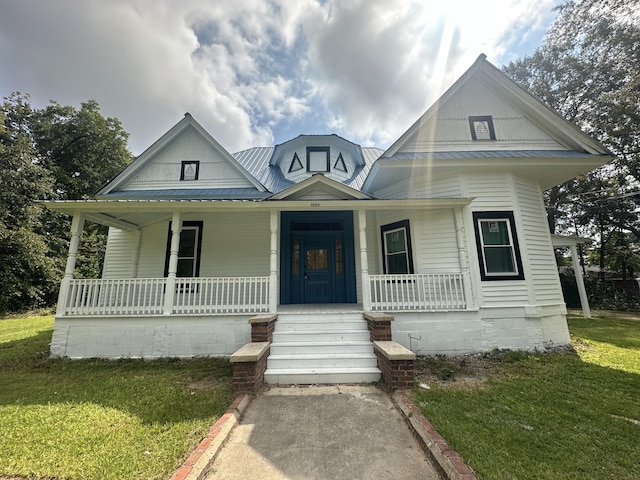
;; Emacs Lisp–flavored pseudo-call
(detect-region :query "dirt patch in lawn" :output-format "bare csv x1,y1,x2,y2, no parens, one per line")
414,347,575,390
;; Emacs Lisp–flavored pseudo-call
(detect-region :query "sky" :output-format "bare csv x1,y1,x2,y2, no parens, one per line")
0,0,561,155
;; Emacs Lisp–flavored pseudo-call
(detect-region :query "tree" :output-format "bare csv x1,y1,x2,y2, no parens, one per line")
0,94,132,313
0,94,58,312
503,0,640,278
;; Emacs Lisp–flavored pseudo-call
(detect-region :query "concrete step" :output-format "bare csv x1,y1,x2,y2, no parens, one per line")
269,341,375,355
276,313,364,324
274,320,368,332
267,353,378,369
272,330,371,343
264,367,381,385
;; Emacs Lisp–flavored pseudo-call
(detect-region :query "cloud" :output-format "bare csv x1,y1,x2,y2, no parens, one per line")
0,0,559,155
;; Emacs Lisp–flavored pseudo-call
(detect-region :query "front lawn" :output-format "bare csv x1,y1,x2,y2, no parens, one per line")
0,313,235,480
413,313,640,480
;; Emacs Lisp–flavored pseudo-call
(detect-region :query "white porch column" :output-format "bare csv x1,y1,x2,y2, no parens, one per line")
164,211,182,315
570,244,591,319
454,208,474,309
358,209,371,311
56,212,85,316
269,210,279,314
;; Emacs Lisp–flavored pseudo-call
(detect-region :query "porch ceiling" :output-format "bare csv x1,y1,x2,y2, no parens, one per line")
42,197,473,230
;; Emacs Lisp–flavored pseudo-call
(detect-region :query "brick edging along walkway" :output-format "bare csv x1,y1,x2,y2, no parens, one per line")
171,394,250,480
394,391,478,480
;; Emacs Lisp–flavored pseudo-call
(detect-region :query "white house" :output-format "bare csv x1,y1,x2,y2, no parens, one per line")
45,55,612,383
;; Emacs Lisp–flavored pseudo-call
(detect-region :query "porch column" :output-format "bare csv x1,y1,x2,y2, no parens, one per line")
164,211,182,315
454,208,474,309
569,244,591,319
358,209,371,310
269,210,278,314
56,212,85,316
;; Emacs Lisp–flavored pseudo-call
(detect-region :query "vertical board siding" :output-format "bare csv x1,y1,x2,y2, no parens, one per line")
102,228,138,279
515,176,564,304
123,127,254,191
466,174,530,306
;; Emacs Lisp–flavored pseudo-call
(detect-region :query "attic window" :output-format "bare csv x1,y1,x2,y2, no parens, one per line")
307,146,330,172
469,116,496,140
181,161,200,181
288,152,304,173
334,152,347,172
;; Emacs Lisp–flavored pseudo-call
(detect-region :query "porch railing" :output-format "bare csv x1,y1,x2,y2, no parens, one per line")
369,273,466,311
62,277,270,316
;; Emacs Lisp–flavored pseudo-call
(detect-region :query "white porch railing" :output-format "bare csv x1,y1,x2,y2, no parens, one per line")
369,273,467,311
62,277,270,316
173,277,270,314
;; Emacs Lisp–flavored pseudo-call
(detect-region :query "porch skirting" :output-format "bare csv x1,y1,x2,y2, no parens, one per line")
50,303,570,359
50,315,252,359
389,303,570,355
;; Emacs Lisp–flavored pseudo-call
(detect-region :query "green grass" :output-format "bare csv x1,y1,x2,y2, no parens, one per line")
413,313,640,480
0,313,235,480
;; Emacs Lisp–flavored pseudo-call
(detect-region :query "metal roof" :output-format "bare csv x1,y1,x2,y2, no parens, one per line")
99,188,271,200
383,150,604,161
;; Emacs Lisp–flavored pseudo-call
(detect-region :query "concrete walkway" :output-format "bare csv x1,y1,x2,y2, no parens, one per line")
204,386,443,480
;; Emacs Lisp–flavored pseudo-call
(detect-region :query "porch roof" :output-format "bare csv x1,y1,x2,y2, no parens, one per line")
42,197,474,231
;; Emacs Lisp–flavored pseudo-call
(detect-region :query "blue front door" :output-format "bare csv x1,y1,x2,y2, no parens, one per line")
280,211,356,304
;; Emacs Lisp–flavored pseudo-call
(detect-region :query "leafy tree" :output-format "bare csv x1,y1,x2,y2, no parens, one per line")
0,94,58,312
503,0,640,277
0,94,132,313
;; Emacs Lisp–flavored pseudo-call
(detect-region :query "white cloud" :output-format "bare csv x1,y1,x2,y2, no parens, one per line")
0,0,559,155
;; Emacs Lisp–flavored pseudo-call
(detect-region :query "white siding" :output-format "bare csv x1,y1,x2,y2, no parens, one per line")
370,209,460,275
132,213,271,279
123,127,255,191
199,212,270,277
463,173,530,306
102,228,139,278
374,174,462,200
514,176,564,305
414,209,460,273
401,77,569,153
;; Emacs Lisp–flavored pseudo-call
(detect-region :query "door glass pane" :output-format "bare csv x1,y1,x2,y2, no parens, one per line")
307,249,328,270
292,238,300,275
335,237,343,275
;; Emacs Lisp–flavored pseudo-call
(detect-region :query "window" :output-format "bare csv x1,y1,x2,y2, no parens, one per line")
333,152,347,172
288,152,303,173
473,212,524,281
469,116,496,140
307,146,330,172
180,161,200,181
381,220,414,274
164,221,203,277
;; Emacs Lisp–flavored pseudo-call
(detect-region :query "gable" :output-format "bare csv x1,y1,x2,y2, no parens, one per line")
269,174,372,201
399,76,569,153
97,114,265,197
363,55,613,194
